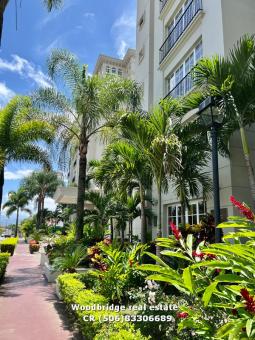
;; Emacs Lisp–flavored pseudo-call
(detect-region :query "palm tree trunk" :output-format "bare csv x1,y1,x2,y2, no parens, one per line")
76,140,88,241
0,167,4,210
0,0,9,45
231,95,255,208
239,125,255,208
121,226,125,244
15,207,19,237
36,197,42,230
128,219,132,242
156,183,162,257
140,184,146,243
41,195,45,227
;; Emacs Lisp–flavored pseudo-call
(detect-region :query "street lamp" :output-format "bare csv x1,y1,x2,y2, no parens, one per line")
197,96,224,243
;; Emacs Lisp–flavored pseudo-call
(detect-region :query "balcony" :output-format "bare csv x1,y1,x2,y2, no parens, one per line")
164,71,193,99
159,0,203,64
160,0,169,12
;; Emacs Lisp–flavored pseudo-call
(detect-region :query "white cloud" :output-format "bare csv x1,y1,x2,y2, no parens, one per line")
4,169,34,181
112,13,136,58
0,55,52,88
0,82,15,107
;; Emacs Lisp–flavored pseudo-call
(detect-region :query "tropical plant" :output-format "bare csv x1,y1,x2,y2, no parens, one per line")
190,35,255,208
119,99,181,243
84,190,115,240
90,140,153,243
89,242,147,302
138,196,255,339
0,0,63,44
33,49,141,241
53,245,87,273
172,120,212,227
0,96,54,210
21,170,62,229
3,189,31,237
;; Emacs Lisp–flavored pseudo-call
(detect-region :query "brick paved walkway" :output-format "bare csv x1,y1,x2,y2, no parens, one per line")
0,241,81,340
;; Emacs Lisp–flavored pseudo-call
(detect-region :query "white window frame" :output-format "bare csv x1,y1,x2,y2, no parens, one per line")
165,40,203,97
167,199,207,230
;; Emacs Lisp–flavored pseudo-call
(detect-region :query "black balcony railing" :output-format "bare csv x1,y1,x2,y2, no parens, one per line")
160,0,168,12
164,71,193,99
160,0,203,64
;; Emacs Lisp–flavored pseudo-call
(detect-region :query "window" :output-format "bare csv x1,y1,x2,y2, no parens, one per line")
106,66,110,73
118,68,123,76
112,67,116,74
195,40,203,61
168,200,207,230
165,40,202,97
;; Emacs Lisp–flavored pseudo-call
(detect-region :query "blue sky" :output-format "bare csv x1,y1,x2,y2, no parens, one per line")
0,0,136,225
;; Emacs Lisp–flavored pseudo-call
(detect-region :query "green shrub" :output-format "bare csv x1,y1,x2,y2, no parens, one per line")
58,273,142,339
94,322,150,340
0,237,18,256
0,253,10,282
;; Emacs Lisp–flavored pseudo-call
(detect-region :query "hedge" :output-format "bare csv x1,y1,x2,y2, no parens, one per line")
57,274,149,339
0,253,10,282
0,237,18,256
94,322,150,340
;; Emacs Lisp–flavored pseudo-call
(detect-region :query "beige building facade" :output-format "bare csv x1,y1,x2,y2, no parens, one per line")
136,0,255,238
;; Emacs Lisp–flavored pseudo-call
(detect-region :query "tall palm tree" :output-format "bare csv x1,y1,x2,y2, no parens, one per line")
172,120,212,227
21,170,62,229
120,99,181,241
33,49,141,241
0,96,54,210
3,189,31,237
90,141,152,243
0,0,63,44
191,35,255,208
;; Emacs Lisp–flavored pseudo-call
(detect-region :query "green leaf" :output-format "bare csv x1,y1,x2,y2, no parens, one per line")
191,260,232,269
216,321,238,338
215,274,251,283
186,234,193,256
218,219,255,228
146,274,190,294
160,250,192,262
202,281,218,306
246,319,253,338
183,267,194,293
144,251,168,267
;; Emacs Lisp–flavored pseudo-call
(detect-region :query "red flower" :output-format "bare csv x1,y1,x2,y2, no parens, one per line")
240,288,255,314
177,312,189,319
215,269,221,273
230,196,254,221
192,251,205,259
207,253,216,260
170,222,182,240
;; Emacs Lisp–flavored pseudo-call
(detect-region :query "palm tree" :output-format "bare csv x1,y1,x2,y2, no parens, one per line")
21,170,62,229
84,190,115,239
3,189,31,237
0,0,63,44
120,99,181,241
172,120,212,227
90,141,152,243
191,35,255,208
33,49,141,241
0,96,54,210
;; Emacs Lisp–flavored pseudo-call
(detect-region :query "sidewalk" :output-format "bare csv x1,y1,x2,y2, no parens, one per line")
0,241,81,340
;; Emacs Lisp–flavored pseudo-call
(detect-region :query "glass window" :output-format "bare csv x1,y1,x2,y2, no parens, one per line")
112,67,116,74
167,200,207,234
195,41,203,62
118,69,123,76
106,66,110,73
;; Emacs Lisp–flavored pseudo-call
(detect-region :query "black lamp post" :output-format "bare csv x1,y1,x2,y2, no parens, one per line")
197,97,224,243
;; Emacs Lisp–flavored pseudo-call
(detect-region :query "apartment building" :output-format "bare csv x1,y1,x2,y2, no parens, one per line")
54,49,136,205
136,0,255,238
